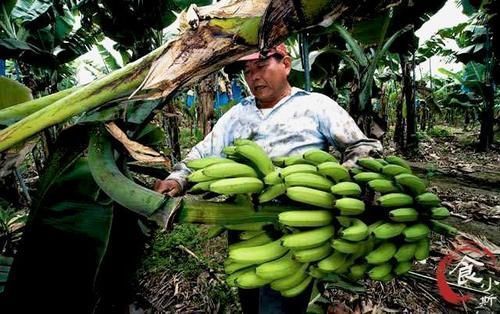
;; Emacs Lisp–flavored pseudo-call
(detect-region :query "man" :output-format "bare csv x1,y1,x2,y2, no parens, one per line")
154,43,382,313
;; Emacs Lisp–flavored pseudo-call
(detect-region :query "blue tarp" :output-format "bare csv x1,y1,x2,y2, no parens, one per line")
185,78,246,109
0,59,5,76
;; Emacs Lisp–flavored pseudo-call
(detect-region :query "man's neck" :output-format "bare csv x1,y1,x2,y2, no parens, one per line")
257,85,292,109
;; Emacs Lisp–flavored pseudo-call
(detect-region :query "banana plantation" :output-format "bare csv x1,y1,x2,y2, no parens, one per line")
0,0,499,313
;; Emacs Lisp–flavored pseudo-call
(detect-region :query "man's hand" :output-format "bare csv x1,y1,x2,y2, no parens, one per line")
154,179,182,197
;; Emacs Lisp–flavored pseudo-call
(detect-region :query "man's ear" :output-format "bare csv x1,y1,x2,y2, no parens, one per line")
282,56,292,75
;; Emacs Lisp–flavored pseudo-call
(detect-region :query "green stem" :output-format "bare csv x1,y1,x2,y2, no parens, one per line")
0,87,78,125
0,48,162,152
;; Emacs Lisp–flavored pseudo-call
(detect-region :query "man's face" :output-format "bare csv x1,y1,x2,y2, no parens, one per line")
243,56,291,103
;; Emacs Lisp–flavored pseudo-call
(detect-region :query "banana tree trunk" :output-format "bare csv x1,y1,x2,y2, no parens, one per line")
197,74,216,137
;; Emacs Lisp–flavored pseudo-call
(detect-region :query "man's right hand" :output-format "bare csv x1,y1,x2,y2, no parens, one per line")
154,179,182,197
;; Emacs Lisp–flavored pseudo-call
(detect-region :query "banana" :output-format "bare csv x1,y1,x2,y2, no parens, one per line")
225,222,270,231
378,273,394,283
308,265,327,279
368,220,385,234
235,144,275,175
357,158,384,172
226,268,254,287
394,243,417,262
394,173,427,195
430,207,450,220
284,155,316,166
331,239,364,254
376,193,414,208
278,210,333,227
384,155,411,170
229,239,288,264
239,230,264,240
235,269,273,289
334,255,356,274
284,172,333,192
281,225,335,250
255,252,303,280
381,164,412,177
349,167,363,175
259,183,286,203
403,223,430,242
303,149,338,164
203,162,258,178
209,177,264,194
271,156,287,167
388,208,419,222
375,158,389,166
414,238,430,261
224,260,254,274
280,276,313,298
349,263,369,280
365,242,397,264
280,164,317,177
187,169,216,182
222,145,238,156
292,242,332,262
430,220,458,236
271,263,309,291
186,157,236,170
367,179,400,194
188,180,217,193
394,261,413,275
233,138,257,146
373,222,406,239
368,263,392,280
318,251,348,272
263,169,283,185
353,172,386,183
317,162,351,182
415,192,441,207
286,186,335,209
228,232,273,250
339,218,369,241
331,182,362,197
334,198,365,215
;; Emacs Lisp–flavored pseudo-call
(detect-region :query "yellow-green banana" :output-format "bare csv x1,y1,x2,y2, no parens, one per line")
430,207,450,220
403,223,430,242
394,243,417,262
335,198,365,215
255,252,303,280
259,183,287,203
389,208,419,222
224,260,254,274
263,169,283,185
280,164,317,177
394,173,427,195
414,238,430,261
186,156,235,170
394,261,413,275
284,172,333,192
281,225,335,250
280,276,313,298
377,193,414,208
303,148,337,164
368,263,392,280
318,251,348,272
284,155,316,166
349,263,369,280
271,263,309,291
235,143,275,175
203,162,258,178
416,192,441,207
317,162,351,182
188,180,217,193
384,155,411,170
278,210,333,227
365,242,397,264
357,158,385,172
286,186,335,209
331,239,364,254
339,218,369,241
229,239,288,264
353,172,386,183
292,242,332,263
373,222,406,239
209,177,264,194
367,179,400,193
228,232,272,250
187,169,216,182
382,164,412,177
235,269,273,289
331,182,362,197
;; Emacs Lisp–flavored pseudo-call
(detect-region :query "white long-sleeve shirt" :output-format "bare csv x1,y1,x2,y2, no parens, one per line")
168,87,382,189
